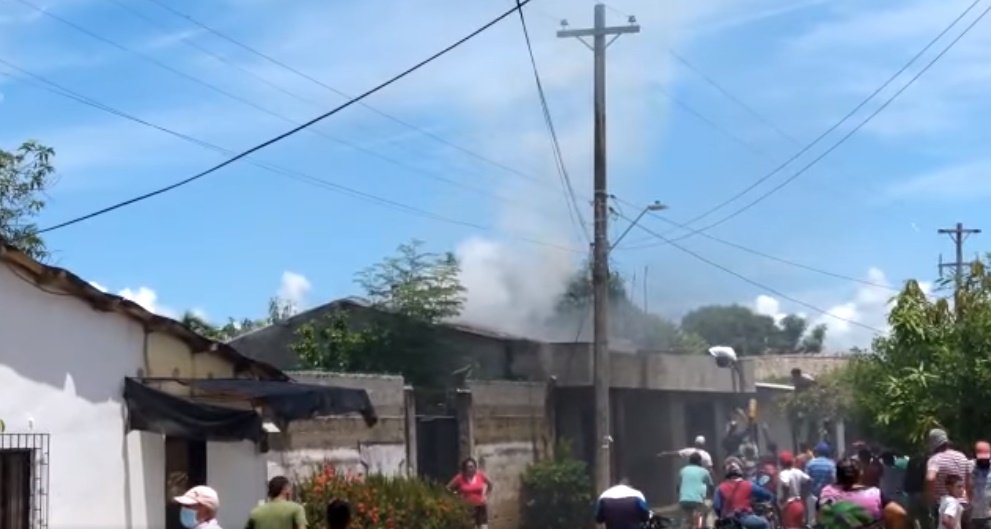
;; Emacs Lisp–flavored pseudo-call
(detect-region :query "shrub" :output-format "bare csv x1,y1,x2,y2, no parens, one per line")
295,464,474,529
520,447,594,529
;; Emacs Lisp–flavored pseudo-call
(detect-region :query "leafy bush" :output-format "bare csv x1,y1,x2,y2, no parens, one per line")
520,448,594,529
295,464,474,529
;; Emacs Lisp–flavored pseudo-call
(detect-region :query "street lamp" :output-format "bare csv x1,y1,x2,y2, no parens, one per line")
611,200,666,251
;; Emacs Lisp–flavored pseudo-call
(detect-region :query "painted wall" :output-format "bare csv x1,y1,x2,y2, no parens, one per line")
268,372,409,479
468,380,551,529
208,441,267,528
0,264,262,528
511,343,754,393
745,355,851,382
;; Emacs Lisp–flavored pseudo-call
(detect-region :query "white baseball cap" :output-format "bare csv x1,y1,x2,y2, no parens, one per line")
695,435,706,445
174,485,220,511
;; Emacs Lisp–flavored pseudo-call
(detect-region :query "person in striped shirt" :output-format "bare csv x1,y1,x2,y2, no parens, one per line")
926,429,971,529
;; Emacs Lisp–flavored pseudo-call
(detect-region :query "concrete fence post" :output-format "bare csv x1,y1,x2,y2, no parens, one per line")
403,385,417,477
455,388,474,463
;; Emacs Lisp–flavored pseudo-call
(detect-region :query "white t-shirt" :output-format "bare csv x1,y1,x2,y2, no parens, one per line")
940,495,963,529
778,468,810,501
678,447,713,469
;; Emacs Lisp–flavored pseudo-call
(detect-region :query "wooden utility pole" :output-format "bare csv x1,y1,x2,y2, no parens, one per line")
938,222,981,289
558,4,639,493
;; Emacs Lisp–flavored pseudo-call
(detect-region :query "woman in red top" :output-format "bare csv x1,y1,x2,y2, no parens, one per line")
448,457,494,529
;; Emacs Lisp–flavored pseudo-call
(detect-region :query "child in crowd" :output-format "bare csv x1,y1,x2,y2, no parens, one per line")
940,475,966,529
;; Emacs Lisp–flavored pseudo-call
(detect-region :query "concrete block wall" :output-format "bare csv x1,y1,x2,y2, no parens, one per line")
267,372,412,479
467,380,552,529
746,355,851,382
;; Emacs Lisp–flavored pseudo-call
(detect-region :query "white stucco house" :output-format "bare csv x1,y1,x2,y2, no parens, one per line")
0,242,377,529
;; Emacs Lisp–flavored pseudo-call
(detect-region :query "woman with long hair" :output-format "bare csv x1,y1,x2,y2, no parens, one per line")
448,457,494,529
817,458,908,529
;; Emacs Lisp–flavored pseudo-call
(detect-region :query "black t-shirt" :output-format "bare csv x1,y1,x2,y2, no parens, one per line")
903,456,928,494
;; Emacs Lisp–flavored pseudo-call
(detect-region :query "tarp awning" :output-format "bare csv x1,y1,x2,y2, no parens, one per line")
174,378,378,426
124,378,264,442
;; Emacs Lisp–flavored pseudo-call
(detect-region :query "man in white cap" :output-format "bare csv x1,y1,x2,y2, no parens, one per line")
659,435,713,470
174,485,222,529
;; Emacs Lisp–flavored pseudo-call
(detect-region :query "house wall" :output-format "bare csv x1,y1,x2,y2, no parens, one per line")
745,355,851,382
467,380,552,529
267,372,409,479
208,441,267,528
0,264,264,528
511,343,753,392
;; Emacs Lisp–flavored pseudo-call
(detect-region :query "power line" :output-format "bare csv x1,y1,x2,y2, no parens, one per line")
33,0,533,234
642,207,899,291
647,0,986,238
0,58,583,254
15,0,525,208
628,0,989,249
614,210,884,333
141,0,560,193
516,0,590,243
667,49,798,144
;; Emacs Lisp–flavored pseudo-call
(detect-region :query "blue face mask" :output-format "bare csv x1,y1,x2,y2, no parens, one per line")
179,507,199,528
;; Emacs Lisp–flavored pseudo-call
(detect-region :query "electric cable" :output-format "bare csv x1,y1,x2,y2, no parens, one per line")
613,210,885,333
14,0,524,209
141,0,556,192
32,0,533,234
0,60,584,254
516,0,591,243
628,0,990,249
639,204,898,291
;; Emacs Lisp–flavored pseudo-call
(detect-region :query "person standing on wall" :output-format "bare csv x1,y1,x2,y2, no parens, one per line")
245,476,307,529
448,457,494,529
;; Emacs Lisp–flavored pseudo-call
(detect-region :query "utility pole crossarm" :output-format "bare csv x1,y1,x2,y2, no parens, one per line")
937,222,981,293
556,25,640,38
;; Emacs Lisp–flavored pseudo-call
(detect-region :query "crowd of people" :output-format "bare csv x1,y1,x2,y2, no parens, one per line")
168,475,350,529
167,457,494,529
594,426,991,529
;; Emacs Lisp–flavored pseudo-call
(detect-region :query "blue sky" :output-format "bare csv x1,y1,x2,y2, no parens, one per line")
1,0,989,349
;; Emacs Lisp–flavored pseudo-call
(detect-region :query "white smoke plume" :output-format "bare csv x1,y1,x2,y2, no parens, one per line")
447,0,698,337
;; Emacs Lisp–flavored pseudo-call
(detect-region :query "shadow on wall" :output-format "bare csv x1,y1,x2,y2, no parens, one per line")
0,267,143,407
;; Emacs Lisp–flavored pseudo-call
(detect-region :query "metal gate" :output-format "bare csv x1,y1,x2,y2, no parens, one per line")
0,433,50,529
416,415,460,483
414,388,460,483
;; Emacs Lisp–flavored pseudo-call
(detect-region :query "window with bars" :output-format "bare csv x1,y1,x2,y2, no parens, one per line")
0,434,50,529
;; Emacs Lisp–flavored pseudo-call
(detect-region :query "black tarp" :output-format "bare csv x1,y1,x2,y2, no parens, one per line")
123,378,263,442
175,378,378,427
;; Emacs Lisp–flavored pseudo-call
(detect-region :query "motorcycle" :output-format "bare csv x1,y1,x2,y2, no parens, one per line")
644,511,676,529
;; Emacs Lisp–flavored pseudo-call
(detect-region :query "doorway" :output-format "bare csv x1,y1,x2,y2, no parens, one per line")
165,437,207,529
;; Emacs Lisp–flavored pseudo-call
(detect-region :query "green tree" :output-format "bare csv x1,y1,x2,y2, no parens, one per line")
848,262,991,450
293,240,467,386
0,141,55,261
357,239,465,323
180,297,289,341
680,304,828,355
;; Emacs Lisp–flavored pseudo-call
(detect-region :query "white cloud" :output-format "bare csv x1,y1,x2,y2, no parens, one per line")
88,280,176,318
754,294,784,323
277,271,311,310
752,268,933,352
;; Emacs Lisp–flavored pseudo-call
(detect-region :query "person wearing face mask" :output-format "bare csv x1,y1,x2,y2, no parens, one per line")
970,442,991,529
173,485,222,529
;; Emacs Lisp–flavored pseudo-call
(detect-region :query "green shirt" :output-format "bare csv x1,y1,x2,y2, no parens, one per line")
679,465,714,504
245,499,307,529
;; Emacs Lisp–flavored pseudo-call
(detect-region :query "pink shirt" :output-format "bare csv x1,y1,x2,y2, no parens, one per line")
453,472,488,506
